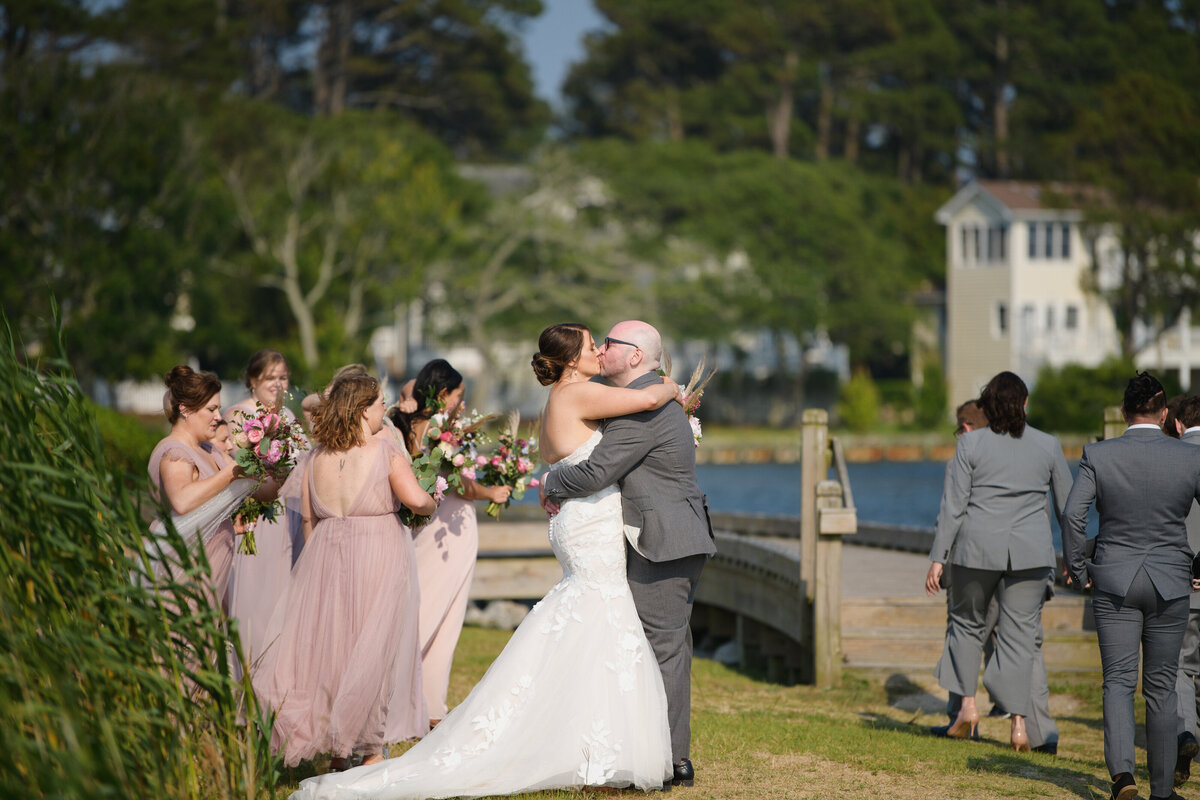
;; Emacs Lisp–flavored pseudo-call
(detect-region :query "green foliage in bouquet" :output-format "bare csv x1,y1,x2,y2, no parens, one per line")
0,308,277,799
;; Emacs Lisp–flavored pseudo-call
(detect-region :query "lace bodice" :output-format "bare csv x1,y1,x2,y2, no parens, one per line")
546,430,624,595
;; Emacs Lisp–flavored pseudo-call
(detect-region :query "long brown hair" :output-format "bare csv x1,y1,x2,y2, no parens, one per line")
311,374,379,451
979,371,1028,437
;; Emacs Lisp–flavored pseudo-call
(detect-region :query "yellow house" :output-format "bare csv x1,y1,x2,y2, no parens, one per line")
936,180,1125,407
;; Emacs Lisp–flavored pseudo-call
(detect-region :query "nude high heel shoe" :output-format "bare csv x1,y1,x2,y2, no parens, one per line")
1011,715,1031,752
946,703,980,739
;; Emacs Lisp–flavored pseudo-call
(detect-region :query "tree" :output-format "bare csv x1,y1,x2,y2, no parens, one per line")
212,104,471,372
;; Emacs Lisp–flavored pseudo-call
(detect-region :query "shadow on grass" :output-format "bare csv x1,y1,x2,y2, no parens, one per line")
1058,714,1105,732
966,752,1106,799
882,673,947,715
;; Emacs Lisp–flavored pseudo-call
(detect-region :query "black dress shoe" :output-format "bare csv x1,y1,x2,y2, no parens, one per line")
1032,742,1058,755
672,758,694,787
1112,772,1137,800
1177,732,1199,787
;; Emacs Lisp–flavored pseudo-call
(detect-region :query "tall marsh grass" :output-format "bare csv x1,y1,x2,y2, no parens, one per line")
0,316,278,798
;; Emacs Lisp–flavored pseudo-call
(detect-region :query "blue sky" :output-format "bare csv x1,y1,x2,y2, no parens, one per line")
519,0,607,105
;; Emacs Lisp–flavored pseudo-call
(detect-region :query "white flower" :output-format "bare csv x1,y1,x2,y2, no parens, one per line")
688,414,702,444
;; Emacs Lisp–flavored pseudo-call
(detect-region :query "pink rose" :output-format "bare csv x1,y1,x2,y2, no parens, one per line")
452,453,466,467
440,431,454,443
461,467,476,481
490,456,502,467
265,439,284,464
475,455,488,467
518,459,531,474
245,421,264,444
529,478,540,488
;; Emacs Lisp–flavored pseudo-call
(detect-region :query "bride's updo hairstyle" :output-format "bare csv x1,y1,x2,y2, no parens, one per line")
532,323,589,386
388,359,463,452
312,373,380,451
163,365,222,424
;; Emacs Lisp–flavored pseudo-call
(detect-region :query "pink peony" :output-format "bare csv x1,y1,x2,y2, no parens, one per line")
475,455,488,467
529,478,540,488
433,476,449,502
490,455,502,467
460,467,476,481
265,438,284,464
440,431,455,443
452,453,466,467
518,459,531,474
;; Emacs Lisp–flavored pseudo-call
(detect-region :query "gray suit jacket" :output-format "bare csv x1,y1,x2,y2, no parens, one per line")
1182,428,1200,609
1062,426,1200,601
541,371,717,563
929,425,1072,571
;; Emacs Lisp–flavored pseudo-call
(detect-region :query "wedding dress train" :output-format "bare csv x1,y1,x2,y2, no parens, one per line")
291,430,672,799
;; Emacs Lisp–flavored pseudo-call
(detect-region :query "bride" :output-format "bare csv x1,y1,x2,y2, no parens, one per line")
291,323,681,799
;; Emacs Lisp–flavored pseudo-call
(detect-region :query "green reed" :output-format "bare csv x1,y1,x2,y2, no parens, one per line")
0,309,279,799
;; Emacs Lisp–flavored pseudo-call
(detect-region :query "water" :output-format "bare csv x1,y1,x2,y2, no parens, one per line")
695,460,1098,549
518,459,1097,548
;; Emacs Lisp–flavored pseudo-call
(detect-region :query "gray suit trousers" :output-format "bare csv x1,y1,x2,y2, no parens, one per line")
627,546,707,763
935,565,1049,717
1094,566,1189,796
1177,610,1200,743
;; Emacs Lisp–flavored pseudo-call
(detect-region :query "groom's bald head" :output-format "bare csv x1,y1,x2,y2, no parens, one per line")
600,320,662,386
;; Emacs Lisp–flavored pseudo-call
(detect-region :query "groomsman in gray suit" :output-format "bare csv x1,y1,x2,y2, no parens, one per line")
541,320,717,788
1173,395,1200,786
1063,373,1200,800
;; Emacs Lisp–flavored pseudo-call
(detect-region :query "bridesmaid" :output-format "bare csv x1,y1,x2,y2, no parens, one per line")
227,349,307,668
148,365,242,610
253,374,437,769
389,359,511,728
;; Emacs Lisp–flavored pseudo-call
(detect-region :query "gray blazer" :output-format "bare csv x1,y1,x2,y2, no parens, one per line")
1180,428,1200,608
1062,426,1200,601
929,425,1072,571
541,371,717,563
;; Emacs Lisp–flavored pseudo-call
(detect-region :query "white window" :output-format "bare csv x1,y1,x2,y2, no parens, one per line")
961,226,969,264
998,225,1007,260
974,227,982,262
1066,305,1079,330
1044,223,1054,258
1028,222,1038,259
1046,306,1055,331
1060,223,1071,259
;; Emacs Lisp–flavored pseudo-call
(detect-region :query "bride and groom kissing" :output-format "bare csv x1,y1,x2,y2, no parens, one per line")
292,320,717,799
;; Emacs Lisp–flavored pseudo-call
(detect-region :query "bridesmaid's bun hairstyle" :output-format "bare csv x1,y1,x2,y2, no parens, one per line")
312,373,379,451
242,348,288,390
163,365,222,424
980,370,1028,438
532,323,589,386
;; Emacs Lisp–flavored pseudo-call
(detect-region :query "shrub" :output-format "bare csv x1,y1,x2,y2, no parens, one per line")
1028,358,1182,433
836,370,881,432
0,316,277,798
91,401,165,482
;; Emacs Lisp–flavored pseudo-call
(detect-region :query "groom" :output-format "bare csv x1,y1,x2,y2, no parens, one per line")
541,320,717,788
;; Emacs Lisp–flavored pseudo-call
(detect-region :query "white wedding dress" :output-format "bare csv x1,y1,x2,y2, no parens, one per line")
291,430,672,799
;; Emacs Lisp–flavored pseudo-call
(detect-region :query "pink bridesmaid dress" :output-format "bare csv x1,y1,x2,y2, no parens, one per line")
407,492,478,721
254,438,427,766
228,405,307,669
147,438,236,610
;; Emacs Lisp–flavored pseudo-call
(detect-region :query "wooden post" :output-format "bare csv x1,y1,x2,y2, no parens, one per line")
814,479,856,689
1103,406,1124,441
800,409,828,601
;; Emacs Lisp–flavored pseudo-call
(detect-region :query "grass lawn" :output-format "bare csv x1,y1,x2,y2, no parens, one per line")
280,627,1133,800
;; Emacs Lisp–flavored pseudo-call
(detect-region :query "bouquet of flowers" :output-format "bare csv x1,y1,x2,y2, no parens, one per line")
229,403,307,554
662,355,716,447
474,411,540,518
398,398,496,528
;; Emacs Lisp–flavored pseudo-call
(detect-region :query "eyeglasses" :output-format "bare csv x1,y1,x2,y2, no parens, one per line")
603,337,640,350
